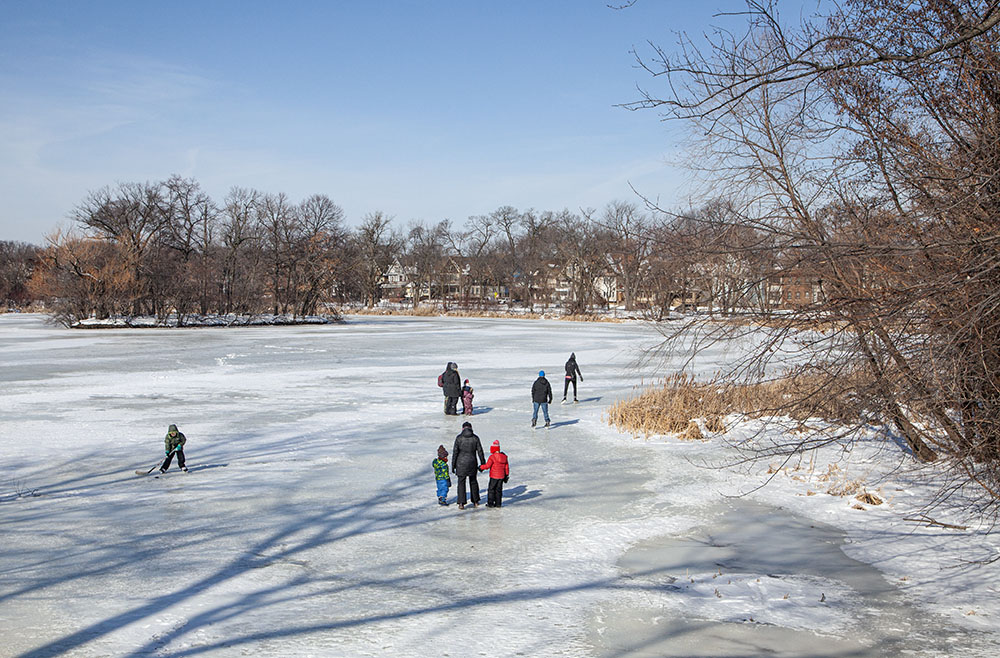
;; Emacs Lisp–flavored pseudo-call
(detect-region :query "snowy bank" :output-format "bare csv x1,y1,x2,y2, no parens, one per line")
70,313,340,329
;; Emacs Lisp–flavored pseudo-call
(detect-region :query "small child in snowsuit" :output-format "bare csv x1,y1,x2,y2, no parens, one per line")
162,424,187,473
433,444,452,506
461,379,475,416
479,440,510,508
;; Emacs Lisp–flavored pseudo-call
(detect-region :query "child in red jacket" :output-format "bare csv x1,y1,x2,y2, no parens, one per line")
479,439,510,508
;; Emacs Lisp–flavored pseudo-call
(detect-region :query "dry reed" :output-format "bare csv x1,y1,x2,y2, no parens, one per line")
606,370,869,440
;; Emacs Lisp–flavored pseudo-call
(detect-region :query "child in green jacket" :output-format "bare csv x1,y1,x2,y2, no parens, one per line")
433,444,452,506
162,424,188,473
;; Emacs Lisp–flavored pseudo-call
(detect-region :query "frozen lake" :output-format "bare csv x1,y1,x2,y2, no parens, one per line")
1,314,997,657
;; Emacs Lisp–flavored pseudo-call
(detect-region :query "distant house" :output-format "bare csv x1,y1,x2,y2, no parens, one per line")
382,259,415,301
770,271,823,309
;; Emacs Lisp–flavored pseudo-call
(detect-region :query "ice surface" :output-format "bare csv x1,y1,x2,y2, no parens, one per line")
1,314,998,657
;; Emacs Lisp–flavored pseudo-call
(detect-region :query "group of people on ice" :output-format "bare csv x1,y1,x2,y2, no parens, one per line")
148,353,583,513
433,421,509,509
438,352,583,427
431,352,583,507
438,362,474,416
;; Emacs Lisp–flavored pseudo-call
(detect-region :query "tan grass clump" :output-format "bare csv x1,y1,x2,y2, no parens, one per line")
606,369,870,440
855,491,883,505
339,307,631,322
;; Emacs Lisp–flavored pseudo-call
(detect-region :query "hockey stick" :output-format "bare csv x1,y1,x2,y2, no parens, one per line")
135,450,172,476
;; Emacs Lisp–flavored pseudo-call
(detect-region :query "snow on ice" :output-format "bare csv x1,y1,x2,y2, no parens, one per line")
1,313,998,657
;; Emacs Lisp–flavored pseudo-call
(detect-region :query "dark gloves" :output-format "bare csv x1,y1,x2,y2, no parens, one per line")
503,476,509,483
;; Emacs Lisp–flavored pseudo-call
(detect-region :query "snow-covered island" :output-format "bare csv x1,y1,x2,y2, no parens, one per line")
69,313,340,329
2,313,998,657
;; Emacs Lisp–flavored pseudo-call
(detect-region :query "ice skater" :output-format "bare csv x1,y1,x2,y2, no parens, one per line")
479,440,510,507
432,444,452,506
161,424,188,473
562,352,583,403
461,378,475,415
452,421,485,509
531,370,552,429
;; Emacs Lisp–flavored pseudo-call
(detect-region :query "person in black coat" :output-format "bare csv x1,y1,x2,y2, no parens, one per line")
451,421,485,508
562,352,583,403
440,362,462,415
531,370,552,428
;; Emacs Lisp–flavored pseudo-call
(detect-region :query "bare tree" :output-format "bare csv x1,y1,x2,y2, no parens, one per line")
0,241,39,308
220,187,264,314
596,201,655,311
353,211,402,308
625,0,1000,508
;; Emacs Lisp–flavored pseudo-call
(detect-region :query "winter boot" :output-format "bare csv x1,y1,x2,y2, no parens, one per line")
458,503,465,510
545,419,550,428
561,397,567,404
181,467,189,472
574,398,579,403
438,497,448,506
531,418,536,428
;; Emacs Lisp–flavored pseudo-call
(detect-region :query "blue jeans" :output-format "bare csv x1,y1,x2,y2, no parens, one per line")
436,479,449,499
532,402,550,423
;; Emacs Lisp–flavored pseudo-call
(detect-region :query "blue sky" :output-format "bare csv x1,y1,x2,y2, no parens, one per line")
0,1,812,244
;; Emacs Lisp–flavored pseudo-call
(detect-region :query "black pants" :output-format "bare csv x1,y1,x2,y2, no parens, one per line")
456,473,480,505
444,397,459,415
162,449,186,470
563,377,577,399
487,478,504,507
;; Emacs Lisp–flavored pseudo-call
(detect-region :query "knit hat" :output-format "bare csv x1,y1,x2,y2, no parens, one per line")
490,440,500,453
538,370,545,377
462,421,472,429
437,444,448,459
464,379,470,385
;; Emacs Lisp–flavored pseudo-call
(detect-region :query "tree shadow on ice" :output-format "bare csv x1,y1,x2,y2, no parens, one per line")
12,466,481,657
12,487,965,658
594,616,880,658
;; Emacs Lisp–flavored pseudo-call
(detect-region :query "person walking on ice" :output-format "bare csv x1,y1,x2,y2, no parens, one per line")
479,440,510,507
452,421,485,509
162,424,188,473
531,370,552,429
562,352,583,403
432,444,452,506
461,378,475,415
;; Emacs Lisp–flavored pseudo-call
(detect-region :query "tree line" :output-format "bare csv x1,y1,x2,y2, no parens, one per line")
9,177,792,324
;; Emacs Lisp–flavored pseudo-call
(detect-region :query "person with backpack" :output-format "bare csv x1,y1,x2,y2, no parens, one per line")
451,421,485,509
531,370,552,429
479,439,510,507
562,352,583,403
438,362,462,415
